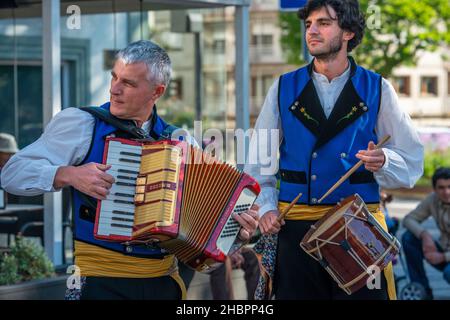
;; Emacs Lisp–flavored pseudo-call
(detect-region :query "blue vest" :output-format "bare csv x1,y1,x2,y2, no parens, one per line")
278,58,381,205
72,102,173,258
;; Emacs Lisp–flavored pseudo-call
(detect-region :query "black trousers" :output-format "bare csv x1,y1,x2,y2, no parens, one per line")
80,276,181,300
274,220,389,300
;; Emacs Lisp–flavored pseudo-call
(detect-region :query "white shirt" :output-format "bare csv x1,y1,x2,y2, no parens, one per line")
312,63,351,118
1,107,198,196
244,69,424,217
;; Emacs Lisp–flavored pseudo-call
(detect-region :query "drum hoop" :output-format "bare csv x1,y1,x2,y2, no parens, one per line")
324,265,351,295
308,202,355,240
301,195,359,245
340,242,398,290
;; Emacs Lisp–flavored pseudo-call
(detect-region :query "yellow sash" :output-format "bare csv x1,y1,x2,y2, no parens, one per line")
74,240,186,299
278,202,397,300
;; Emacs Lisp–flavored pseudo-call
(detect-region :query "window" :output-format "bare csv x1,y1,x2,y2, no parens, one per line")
204,74,222,98
168,78,183,99
251,34,273,46
262,75,274,94
261,35,273,46
420,76,438,96
392,76,411,96
251,76,258,97
212,39,225,54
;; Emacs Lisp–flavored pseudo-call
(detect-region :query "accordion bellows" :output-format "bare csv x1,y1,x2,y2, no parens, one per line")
94,137,260,272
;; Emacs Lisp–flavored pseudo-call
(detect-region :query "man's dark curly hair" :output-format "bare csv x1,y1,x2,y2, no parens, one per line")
298,0,366,52
432,167,450,188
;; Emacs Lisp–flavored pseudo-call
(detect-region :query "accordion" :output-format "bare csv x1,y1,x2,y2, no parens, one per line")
93,137,260,272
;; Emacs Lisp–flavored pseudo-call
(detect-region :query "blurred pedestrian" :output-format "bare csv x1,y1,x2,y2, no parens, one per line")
210,246,260,300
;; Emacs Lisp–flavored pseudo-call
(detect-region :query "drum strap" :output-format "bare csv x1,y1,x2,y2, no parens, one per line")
371,210,397,300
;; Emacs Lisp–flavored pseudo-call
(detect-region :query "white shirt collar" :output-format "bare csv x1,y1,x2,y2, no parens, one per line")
312,60,351,84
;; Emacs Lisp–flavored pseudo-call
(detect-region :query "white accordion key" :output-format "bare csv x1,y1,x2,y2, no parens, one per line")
96,140,142,238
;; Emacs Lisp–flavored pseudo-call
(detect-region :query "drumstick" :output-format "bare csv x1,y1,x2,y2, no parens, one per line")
317,135,391,204
277,192,302,222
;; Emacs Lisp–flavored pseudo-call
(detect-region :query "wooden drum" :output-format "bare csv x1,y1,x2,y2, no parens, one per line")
300,194,400,295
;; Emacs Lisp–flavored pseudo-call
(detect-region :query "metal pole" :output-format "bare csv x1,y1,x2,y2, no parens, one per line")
234,5,250,169
43,0,63,266
12,8,19,143
194,32,202,122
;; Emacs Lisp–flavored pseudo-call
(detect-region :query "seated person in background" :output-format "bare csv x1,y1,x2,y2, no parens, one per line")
402,167,450,300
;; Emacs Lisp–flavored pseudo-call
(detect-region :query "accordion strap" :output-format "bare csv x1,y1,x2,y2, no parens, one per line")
160,123,178,139
80,106,179,141
80,106,149,139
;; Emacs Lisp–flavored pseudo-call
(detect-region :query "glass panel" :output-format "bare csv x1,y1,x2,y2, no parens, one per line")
0,65,15,137
17,65,43,148
0,65,43,149
0,64,73,149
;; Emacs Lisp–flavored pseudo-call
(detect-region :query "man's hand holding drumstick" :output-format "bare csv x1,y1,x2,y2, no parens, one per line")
319,135,391,204
355,140,387,172
260,193,302,235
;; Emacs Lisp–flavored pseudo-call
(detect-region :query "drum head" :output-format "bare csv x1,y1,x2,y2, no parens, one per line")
308,201,353,241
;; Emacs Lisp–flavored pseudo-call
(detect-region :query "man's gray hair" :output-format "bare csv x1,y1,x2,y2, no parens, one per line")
116,40,172,87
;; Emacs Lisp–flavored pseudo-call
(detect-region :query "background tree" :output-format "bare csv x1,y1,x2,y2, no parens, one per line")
279,0,450,77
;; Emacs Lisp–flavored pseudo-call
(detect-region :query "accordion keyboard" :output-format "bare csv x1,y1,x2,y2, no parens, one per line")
216,188,257,255
96,140,142,237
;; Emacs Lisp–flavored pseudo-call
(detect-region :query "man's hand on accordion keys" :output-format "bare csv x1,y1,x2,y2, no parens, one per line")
233,204,259,242
54,162,115,200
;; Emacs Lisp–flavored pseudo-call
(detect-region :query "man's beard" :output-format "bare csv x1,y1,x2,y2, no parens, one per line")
309,32,344,62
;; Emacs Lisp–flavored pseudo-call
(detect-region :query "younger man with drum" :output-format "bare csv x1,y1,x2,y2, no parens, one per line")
245,0,423,299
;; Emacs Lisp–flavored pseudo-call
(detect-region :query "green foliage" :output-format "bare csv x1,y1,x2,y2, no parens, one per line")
279,0,450,77
0,254,21,285
162,110,195,129
0,237,54,286
419,149,450,186
279,12,307,66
